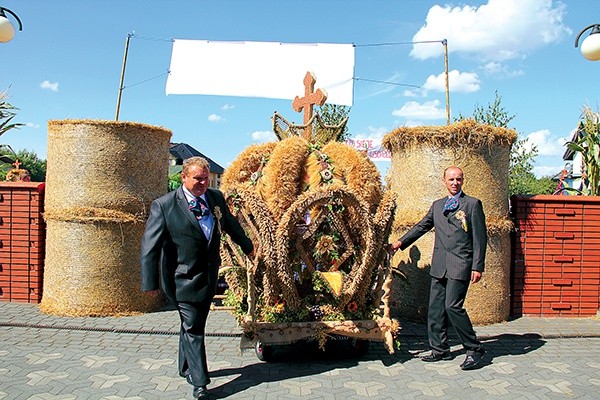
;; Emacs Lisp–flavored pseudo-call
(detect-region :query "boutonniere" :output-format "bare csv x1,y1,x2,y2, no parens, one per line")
213,205,223,236
213,206,222,221
455,210,468,232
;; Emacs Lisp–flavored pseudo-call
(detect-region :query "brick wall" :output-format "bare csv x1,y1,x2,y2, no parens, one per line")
0,182,46,303
511,195,600,317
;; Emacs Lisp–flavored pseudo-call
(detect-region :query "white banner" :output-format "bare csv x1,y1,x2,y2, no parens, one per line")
165,40,355,106
345,138,391,161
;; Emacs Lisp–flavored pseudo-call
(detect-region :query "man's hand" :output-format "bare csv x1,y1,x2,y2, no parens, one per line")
386,241,401,255
471,271,482,284
144,290,161,297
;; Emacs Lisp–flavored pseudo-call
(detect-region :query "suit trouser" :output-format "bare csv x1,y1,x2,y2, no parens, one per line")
177,300,212,387
428,276,482,355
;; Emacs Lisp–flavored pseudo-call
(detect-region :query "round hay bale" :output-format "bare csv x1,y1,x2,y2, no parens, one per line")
46,119,172,215
465,231,511,324
389,230,434,322
42,119,172,316
40,219,164,316
383,120,516,324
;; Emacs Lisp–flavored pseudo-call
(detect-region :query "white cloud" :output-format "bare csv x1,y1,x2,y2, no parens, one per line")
481,61,525,78
25,122,40,128
403,89,420,97
351,126,389,141
523,129,568,157
403,120,428,127
423,69,480,93
392,100,446,120
208,114,223,122
533,164,562,178
410,0,570,62
40,80,59,91
251,130,276,142
221,104,235,110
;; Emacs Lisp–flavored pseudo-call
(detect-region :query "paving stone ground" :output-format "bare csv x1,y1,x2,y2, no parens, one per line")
1,303,599,399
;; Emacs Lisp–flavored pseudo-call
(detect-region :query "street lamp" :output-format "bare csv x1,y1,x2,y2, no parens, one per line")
0,6,22,43
574,24,600,61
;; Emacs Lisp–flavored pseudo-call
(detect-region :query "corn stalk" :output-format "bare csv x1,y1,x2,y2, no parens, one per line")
0,90,24,137
566,106,600,196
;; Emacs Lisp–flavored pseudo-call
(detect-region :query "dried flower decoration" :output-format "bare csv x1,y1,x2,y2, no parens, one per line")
315,235,337,255
213,206,223,236
249,155,269,185
346,301,358,313
213,206,222,221
250,171,262,184
320,169,333,181
455,210,468,232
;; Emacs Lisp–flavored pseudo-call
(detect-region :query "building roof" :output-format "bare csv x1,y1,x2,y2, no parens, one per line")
169,143,225,174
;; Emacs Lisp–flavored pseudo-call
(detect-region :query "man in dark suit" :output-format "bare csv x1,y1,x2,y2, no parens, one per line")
389,166,487,370
141,156,254,399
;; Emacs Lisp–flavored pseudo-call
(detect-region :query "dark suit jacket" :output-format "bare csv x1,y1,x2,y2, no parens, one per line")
140,187,253,303
399,192,487,281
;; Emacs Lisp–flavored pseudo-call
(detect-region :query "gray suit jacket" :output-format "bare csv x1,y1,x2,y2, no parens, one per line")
140,187,253,303
399,192,487,281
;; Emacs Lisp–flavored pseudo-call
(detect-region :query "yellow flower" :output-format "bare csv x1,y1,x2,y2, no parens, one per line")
274,300,285,313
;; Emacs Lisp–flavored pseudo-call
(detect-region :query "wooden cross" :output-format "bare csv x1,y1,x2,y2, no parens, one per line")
292,71,328,139
12,159,22,169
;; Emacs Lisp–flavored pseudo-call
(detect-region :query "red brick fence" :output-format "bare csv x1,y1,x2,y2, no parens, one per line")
1,184,598,319
511,195,600,317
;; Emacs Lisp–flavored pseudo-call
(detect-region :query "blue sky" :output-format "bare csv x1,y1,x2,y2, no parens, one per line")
2,0,599,178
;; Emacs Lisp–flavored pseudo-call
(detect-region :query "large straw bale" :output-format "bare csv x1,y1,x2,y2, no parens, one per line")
41,119,172,316
465,231,511,324
383,120,516,324
46,119,172,215
40,220,163,316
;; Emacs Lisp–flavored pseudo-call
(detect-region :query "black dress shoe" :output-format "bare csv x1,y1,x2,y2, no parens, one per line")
420,351,452,362
460,349,485,370
193,385,209,399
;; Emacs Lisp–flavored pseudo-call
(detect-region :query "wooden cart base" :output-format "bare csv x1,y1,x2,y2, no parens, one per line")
242,317,399,360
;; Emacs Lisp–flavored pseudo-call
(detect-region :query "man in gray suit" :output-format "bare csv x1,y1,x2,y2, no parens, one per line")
389,166,486,370
141,156,254,399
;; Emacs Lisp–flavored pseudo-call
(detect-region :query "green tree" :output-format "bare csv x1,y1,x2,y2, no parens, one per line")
456,91,552,195
315,104,351,142
168,171,182,191
0,148,46,182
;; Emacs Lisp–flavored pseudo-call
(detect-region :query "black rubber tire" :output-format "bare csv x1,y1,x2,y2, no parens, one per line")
348,339,370,358
255,341,274,362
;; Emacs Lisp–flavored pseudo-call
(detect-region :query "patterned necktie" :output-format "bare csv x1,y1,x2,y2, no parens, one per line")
189,196,213,239
197,197,210,216
189,197,210,218
443,196,459,213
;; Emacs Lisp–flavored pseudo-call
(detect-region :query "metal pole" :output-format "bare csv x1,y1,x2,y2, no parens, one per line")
115,33,132,121
443,39,450,125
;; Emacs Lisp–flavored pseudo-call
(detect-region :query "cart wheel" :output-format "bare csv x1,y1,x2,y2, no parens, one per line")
255,341,274,362
348,339,370,357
